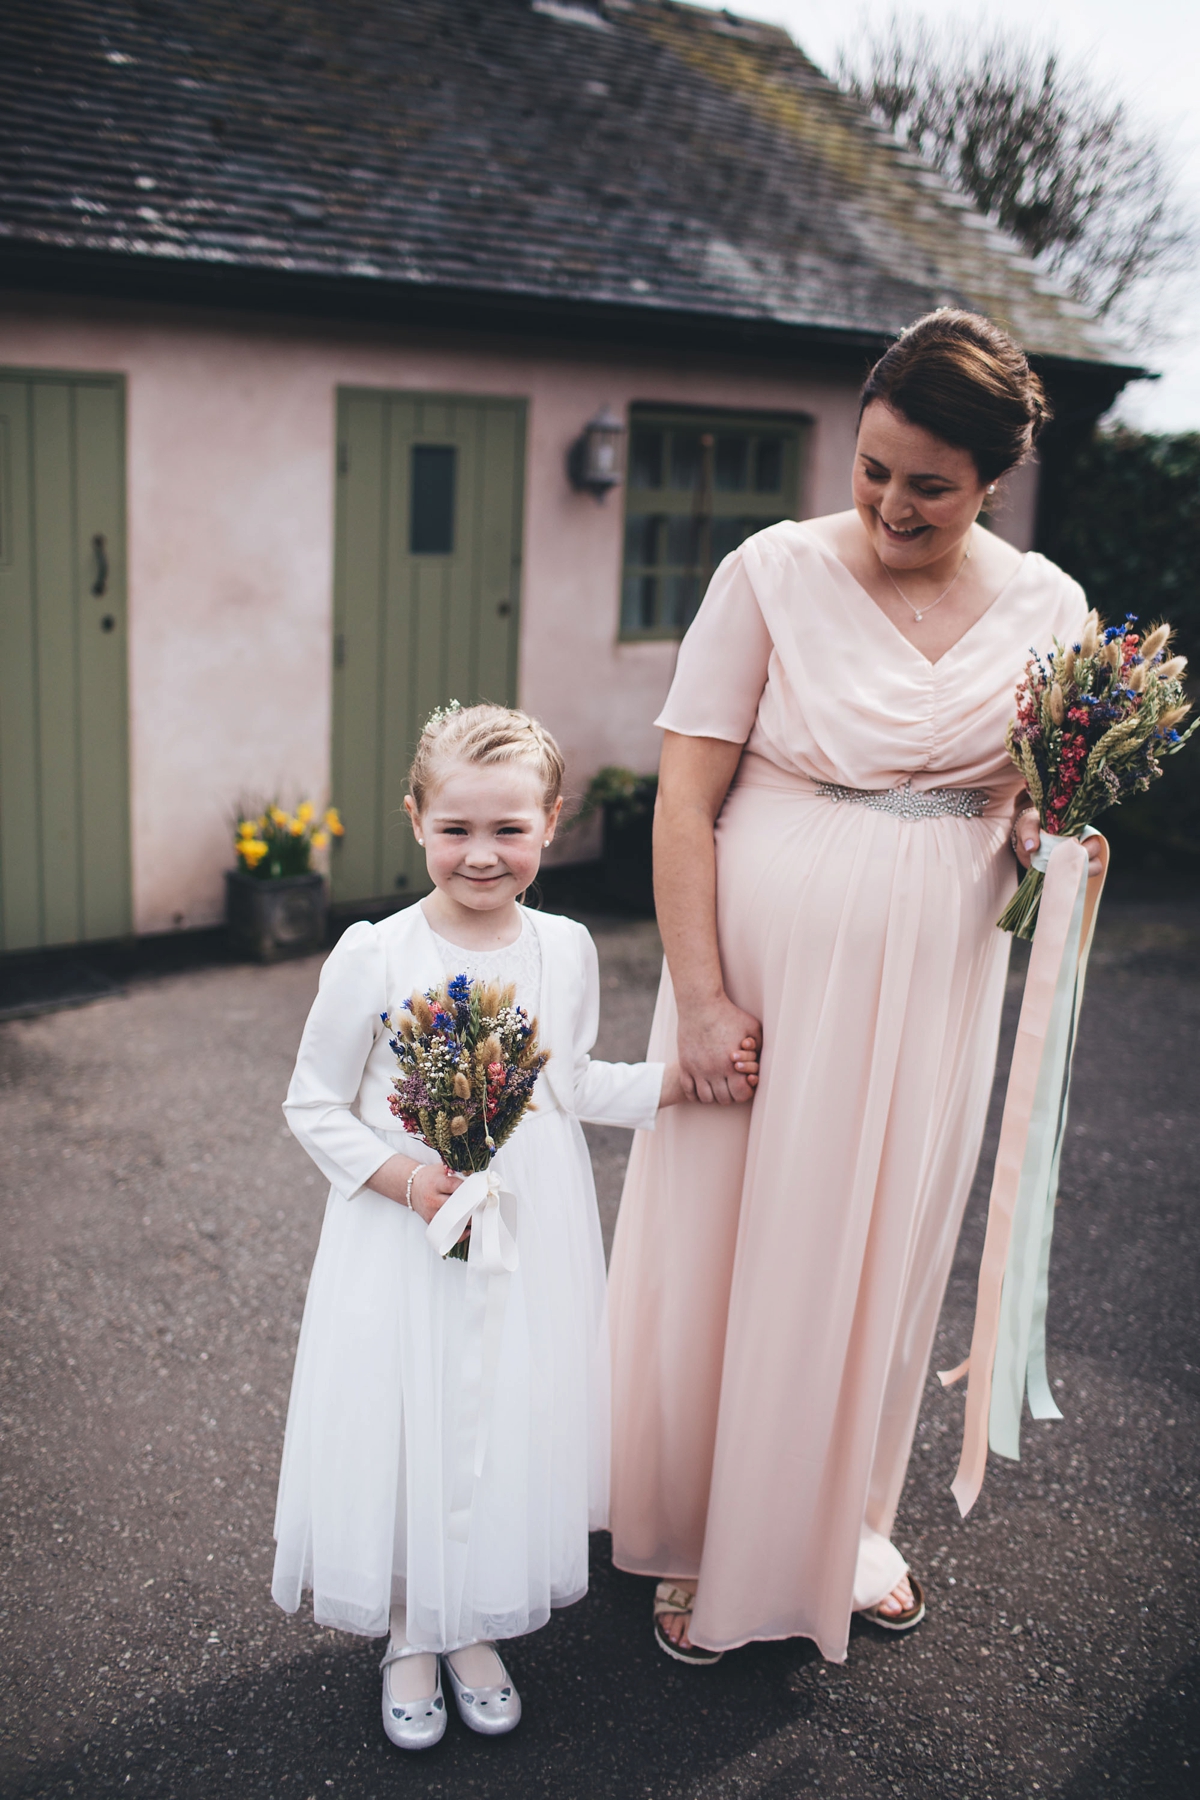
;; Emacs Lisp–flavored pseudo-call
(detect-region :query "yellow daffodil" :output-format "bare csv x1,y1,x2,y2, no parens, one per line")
270,805,288,826
237,820,257,839
296,801,315,824
311,830,329,849
325,807,345,836
239,839,269,866
288,816,305,837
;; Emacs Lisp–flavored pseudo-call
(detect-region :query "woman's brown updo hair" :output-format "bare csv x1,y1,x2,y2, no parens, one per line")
859,310,1051,484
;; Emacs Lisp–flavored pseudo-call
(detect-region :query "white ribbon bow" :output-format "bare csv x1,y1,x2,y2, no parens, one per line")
424,1165,519,1273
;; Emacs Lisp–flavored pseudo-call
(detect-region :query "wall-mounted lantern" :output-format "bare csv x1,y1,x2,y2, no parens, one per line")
567,406,625,498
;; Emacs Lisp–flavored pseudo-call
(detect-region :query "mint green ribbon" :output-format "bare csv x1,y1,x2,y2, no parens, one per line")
988,828,1100,1459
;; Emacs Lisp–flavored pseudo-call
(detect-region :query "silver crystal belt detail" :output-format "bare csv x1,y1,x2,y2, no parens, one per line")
813,779,988,821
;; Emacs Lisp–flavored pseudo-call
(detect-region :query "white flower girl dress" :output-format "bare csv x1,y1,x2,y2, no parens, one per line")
272,902,662,1653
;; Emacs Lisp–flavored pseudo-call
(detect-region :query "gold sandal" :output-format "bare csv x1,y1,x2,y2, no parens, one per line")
653,1581,724,1666
857,1573,926,1633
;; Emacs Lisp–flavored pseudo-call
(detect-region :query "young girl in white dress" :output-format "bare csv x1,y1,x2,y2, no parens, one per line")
272,703,758,1751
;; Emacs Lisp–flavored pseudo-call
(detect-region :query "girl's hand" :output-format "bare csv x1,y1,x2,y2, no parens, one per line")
676,997,762,1105
407,1161,463,1225
660,1037,760,1108
1013,806,1105,876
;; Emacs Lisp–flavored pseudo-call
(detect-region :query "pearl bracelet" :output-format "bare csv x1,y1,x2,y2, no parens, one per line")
404,1167,418,1210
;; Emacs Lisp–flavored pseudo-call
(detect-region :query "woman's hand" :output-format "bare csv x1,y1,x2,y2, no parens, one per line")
1012,807,1106,877
660,1036,759,1109
676,998,763,1105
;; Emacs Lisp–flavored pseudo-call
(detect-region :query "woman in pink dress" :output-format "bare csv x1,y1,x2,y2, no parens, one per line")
608,311,1105,1665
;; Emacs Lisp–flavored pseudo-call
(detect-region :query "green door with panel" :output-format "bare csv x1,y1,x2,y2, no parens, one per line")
331,390,526,908
0,371,130,951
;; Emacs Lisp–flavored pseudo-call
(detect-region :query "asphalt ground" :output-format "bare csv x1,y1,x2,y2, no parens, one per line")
0,897,1197,1800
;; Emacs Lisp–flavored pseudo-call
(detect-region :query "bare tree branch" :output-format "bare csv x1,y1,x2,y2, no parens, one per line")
836,17,1195,341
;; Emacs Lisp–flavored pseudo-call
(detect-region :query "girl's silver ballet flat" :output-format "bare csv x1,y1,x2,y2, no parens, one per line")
441,1644,522,1736
379,1646,447,1751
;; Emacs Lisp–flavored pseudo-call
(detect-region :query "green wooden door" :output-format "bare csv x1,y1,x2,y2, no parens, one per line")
331,390,526,908
0,371,131,951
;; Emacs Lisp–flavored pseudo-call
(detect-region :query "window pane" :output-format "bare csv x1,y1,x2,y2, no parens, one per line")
754,437,783,493
665,514,701,566
714,434,748,492
669,430,704,491
665,573,700,629
711,516,751,562
410,445,456,554
622,573,658,631
624,512,663,565
629,428,664,490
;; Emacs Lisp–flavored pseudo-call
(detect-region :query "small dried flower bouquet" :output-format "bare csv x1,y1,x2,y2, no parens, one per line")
1000,611,1195,939
383,975,550,1259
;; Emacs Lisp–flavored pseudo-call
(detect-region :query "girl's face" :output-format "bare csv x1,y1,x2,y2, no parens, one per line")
852,401,990,570
405,760,562,914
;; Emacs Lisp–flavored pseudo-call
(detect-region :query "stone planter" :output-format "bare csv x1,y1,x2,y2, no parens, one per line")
225,869,327,963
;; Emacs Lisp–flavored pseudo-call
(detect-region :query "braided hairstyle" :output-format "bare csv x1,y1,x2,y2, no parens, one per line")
407,702,565,814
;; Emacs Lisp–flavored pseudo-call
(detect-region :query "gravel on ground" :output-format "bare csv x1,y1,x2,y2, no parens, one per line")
0,900,1196,1799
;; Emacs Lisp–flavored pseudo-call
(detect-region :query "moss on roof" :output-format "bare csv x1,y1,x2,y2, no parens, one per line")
0,0,1131,367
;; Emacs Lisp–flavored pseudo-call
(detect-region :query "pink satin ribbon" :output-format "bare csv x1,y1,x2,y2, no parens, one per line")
940,833,1109,1517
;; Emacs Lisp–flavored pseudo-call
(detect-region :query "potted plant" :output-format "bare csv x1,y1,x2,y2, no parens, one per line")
574,766,658,912
225,802,345,962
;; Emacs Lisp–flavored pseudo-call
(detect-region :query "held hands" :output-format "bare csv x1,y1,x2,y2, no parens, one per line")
1012,807,1105,877
675,995,763,1105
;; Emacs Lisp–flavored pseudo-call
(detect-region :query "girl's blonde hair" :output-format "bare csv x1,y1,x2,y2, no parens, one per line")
407,702,565,813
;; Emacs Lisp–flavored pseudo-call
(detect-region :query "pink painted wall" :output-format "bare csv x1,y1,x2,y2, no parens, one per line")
0,293,1037,935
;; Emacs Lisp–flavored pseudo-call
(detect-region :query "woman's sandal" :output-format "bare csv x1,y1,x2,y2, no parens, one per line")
857,1573,926,1633
653,1582,724,1666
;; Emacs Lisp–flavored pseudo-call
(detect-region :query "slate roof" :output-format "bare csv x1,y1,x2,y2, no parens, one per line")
0,0,1133,370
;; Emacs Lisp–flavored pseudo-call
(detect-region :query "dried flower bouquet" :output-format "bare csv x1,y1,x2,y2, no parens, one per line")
383,975,550,1259
1000,611,1195,939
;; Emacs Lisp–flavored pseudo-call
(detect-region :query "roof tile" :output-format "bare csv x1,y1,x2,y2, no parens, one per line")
0,0,1128,365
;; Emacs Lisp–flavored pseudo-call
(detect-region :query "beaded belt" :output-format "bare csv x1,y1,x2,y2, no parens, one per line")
813,778,988,821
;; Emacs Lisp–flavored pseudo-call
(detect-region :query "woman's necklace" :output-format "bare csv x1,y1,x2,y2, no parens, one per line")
880,545,972,622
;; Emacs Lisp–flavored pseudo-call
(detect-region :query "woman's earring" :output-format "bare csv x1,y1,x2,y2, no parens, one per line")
986,483,997,495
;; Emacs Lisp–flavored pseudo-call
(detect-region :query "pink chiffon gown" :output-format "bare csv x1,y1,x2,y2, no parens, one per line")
607,521,1087,1662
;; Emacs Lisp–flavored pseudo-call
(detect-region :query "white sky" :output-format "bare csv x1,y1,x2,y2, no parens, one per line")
691,0,1200,430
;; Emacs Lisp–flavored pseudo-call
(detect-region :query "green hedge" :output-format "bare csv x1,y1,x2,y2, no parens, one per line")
1040,429,1200,869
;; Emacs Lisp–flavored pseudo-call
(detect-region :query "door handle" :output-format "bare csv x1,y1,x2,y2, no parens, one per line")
90,534,109,597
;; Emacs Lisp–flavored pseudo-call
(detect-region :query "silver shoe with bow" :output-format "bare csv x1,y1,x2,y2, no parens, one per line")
441,1642,522,1736
380,1644,447,1751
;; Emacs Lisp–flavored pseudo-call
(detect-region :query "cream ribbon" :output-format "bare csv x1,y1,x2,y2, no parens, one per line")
424,1165,519,1543
425,1164,519,1274
940,828,1108,1517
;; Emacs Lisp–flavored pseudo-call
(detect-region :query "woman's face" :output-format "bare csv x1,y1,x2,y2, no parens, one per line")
852,401,990,570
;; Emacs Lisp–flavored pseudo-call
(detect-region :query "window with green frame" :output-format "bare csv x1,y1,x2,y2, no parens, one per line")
620,408,807,638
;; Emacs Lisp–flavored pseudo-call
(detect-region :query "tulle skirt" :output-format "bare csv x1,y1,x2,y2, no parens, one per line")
272,1108,610,1647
